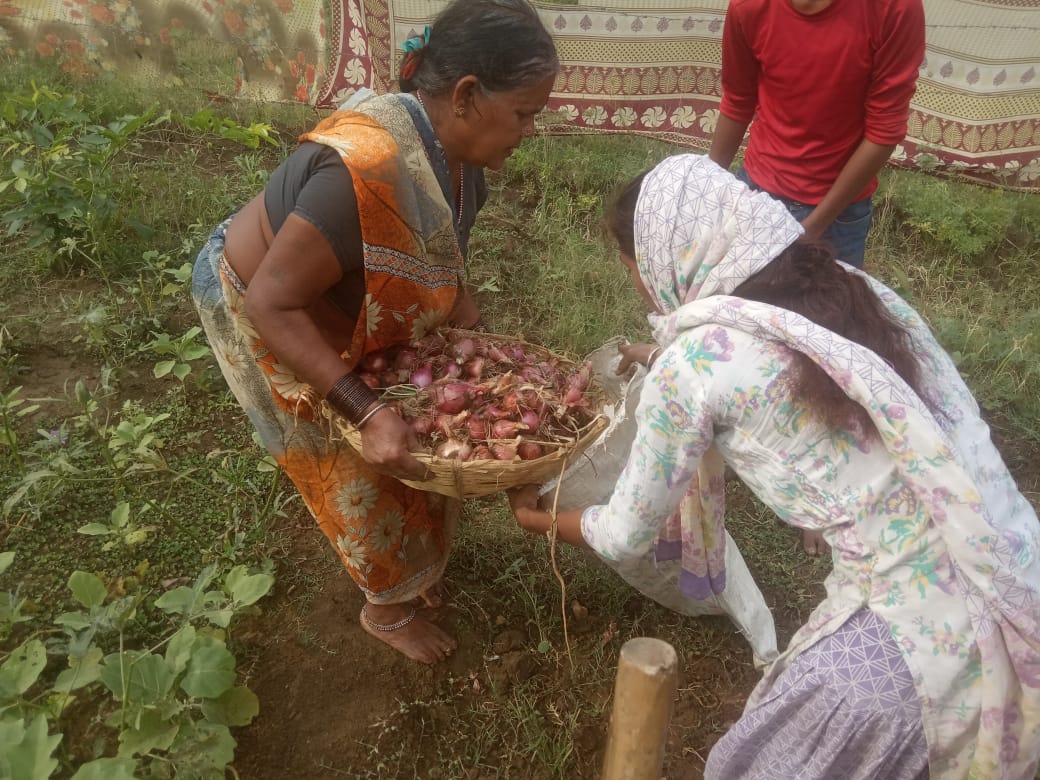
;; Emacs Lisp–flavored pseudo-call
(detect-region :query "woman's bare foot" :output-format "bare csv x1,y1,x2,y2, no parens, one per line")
802,528,830,556
418,580,445,608
360,603,457,664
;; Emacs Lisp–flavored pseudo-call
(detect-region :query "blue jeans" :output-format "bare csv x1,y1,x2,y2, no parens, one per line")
736,167,872,268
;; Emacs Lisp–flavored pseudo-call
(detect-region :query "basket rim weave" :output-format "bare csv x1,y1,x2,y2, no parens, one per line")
322,329,608,498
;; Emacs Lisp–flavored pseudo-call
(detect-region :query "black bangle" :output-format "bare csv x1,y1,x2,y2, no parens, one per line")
325,373,379,424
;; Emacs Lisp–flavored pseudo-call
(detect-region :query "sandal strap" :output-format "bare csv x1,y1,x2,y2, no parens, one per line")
362,604,417,632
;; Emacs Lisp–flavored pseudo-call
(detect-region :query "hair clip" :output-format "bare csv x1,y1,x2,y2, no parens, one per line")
402,24,431,53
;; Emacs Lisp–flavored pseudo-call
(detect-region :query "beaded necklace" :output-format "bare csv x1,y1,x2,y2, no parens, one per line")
415,90,464,227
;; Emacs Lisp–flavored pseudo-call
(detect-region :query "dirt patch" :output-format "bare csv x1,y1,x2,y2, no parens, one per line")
231,519,763,780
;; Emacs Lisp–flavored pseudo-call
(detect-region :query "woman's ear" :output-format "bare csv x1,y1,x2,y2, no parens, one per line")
450,75,481,118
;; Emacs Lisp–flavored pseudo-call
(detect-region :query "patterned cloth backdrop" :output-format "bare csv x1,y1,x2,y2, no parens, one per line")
2,0,1039,190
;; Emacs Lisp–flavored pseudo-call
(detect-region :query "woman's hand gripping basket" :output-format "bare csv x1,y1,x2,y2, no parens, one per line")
324,329,608,498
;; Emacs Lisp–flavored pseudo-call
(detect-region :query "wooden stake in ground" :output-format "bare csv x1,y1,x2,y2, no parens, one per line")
601,637,678,780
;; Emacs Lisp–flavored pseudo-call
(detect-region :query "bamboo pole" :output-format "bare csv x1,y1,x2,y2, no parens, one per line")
601,637,678,780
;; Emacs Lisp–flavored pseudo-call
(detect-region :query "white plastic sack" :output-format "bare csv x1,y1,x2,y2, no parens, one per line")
540,339,779,664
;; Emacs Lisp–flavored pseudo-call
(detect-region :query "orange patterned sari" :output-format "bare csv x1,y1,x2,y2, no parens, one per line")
193,93,467,604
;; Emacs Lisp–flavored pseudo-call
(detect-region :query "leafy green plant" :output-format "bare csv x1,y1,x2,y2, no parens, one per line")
0,83,168,271
879,171,1015,259
145,327,212,382
175,110,279,149
77,502,157,550
0,555,273,778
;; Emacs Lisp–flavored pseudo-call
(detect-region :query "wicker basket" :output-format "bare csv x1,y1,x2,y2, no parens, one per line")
325,330,609,498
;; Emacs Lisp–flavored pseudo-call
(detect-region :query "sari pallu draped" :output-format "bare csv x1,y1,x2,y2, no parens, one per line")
192,93,467,605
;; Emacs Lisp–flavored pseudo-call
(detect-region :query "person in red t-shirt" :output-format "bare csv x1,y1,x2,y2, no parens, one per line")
710,0,924,556
709,0,925,269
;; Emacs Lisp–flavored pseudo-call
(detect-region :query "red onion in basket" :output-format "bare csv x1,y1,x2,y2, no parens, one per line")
491,419,525,439
410,364,434,388
520,409,541,431
517,440,543,460
436,439,473,460
491,441,518,461
411,416,436,436
450,336,477,362
395,348,418,371
431,383,473,414
361,352,389,373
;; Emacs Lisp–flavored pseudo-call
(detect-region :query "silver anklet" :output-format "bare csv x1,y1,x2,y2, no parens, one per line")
363,604,417,632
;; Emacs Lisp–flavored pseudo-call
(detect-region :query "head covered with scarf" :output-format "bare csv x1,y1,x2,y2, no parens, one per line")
631,154,803,315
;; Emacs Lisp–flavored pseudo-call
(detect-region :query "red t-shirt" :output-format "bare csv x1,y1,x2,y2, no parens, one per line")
719,0,925,204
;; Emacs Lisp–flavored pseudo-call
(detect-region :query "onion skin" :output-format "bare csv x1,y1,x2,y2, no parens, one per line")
491,441,519,461
564,385,586,407
436,439,474,461
395,348,418,371
467,415,488,440
361,352,389,373
411,416,436,436
491,419,525,439
487,345,511,363
464,357,486,381
520,409,541,431
450,337,477,363
410,364,434,388
431,383,473,414
517,440,543,460
471,444,494,460
484,405,511,421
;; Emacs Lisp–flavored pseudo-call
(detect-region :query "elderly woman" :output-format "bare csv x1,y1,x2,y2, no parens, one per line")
192,0,558,664
508,155,1039,778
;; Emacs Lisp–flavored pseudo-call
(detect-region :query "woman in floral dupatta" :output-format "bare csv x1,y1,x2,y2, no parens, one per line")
192,0,558,664
508,155,1040,777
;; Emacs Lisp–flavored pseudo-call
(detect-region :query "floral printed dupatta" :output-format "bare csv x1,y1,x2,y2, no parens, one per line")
634,154,1040,777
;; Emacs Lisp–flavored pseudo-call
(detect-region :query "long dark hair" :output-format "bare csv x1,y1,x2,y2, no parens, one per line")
606,171,923,434
398,0,559,95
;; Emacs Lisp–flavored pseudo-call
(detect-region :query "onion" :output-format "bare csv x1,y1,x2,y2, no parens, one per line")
395,348,418,371
431,383,473,414
487,345,511,363
570,363,592,391
436,439,473,460
501,391,520,413
472,444,494,461
467,415,488,440
464,357,485,381
520,409,541,431
564,385,585,407
441,362,462,380
361,352,389,373
450,337,477,362
517,440,543,460
492,419,524,439
485,405,511,421
410,364,434,388
382,371,401,387
491,441,518,461
520,366,545,383
358,372,381,390
411,416,435,436
508,345,526,362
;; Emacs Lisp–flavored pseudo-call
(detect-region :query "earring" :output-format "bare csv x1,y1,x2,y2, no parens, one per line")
454,106,465,117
